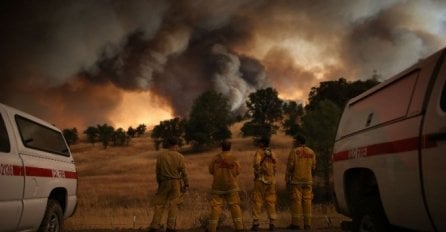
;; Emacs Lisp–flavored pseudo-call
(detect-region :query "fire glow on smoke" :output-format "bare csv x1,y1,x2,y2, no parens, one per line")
0,0,445,129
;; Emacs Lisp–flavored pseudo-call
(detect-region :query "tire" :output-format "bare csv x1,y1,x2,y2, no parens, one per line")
352,197,389,232
38,199,64,232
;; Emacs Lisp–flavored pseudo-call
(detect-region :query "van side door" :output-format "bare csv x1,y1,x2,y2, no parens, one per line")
14,115,73,230
0,108,24,231
421,55,446,231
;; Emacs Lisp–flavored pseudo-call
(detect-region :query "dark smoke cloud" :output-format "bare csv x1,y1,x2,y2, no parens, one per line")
0,0,445,129
263,47,319,102
341,1,446,78
0,0,169,128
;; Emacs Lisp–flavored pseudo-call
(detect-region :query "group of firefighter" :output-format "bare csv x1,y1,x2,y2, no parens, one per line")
148,135,316,232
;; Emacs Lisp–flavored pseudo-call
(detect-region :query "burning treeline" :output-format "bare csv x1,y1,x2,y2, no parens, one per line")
0,0,445,129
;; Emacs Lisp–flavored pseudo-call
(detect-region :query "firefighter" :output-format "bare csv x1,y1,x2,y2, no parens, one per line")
285,135,316,230
149,138,189,232
251,137,277,231
207,140,244,232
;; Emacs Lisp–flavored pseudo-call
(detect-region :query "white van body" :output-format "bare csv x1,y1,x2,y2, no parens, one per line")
0,103,77,232
332,48,446,231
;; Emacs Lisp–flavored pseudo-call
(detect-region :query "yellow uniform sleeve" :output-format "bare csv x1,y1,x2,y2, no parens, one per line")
272,151,278,174
233,159,241,177
253,149,262,177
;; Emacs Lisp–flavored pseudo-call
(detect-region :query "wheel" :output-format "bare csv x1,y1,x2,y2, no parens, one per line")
353,197,389,232
38,199,63,232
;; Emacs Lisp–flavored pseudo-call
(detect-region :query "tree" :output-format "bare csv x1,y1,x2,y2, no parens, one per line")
96,124,114,149
83,126,98,145
301,100,341,202
282,101,304,137
113,128,130,146
127,126,136,138
306,78,379,111
151,117,186,150
136,124,146,136
63,128,78,145
241,87,283,141
300,77,379,202
185,91,232,150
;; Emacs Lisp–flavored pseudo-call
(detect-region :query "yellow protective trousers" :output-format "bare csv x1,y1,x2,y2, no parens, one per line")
150,179,181,230
252,180,277,224
289,184,313,227
208,192,244,232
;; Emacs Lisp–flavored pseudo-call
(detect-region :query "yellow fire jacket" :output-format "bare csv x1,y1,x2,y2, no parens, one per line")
286,145,316,184
253,148,277,184
156,149,189,186
209,151,240,194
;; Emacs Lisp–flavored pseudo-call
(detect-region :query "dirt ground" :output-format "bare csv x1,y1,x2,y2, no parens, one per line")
65,220,350,232
66,228,345,232
65,131,350,232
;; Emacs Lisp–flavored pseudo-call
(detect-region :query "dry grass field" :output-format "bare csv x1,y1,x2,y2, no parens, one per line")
65,124,347,231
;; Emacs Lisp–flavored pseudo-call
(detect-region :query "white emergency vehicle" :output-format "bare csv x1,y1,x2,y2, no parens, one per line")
332,47,446,231
0,103,77,232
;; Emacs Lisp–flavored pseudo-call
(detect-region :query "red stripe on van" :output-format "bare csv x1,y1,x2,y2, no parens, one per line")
25,166,77,179
13,165,24,176
25,166,53,177
0,165,77,179
64,171,78,179
332,135,437,162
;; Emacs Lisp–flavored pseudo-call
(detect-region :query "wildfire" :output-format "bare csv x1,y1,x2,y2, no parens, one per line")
110,91,173,129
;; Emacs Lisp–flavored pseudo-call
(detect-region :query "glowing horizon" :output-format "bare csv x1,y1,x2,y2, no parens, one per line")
110,91,174,130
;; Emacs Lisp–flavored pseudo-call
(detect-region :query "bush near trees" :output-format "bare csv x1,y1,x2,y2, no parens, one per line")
96,124,115,149
301,100,341,202
306,77,379,111
136,124,146,136
282,101,304,138
185,91,232,151
84,124,136,148
151,117,186,150
83,126,99,145
300,77,380,202
62,128,78,145
113,128,130,146
127,126,136,138
241,87,283,142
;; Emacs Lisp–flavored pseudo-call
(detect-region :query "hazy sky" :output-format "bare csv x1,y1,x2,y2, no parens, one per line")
0,0,445,129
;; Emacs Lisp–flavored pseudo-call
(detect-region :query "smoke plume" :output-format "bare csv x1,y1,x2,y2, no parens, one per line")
0,0,445,129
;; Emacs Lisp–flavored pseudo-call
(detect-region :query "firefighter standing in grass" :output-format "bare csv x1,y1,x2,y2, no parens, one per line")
286,135,316,231
149,138,189,232
207,141,244,232
251,137,278,231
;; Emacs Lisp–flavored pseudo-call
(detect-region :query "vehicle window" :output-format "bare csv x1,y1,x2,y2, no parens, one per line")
340,71,419,137
15,115,69,156
0,114,10,153
441,81,446,112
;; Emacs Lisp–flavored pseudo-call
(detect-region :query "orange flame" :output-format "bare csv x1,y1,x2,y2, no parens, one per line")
110,91,173,129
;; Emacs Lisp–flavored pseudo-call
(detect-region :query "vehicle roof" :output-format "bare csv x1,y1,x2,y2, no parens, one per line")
0,102,62,132
347,47,446,106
